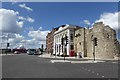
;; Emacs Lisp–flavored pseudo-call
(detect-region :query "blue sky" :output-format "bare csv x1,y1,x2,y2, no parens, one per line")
1,2,119,48
3,2,118,29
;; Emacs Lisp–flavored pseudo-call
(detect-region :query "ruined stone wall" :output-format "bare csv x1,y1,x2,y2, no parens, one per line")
74,28,85,57
87,22,120,59
74,22,120,59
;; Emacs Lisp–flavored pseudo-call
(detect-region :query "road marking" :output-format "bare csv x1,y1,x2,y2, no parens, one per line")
112,62,117,64
96,73,99,75
81,67,106,78
102,76,105,78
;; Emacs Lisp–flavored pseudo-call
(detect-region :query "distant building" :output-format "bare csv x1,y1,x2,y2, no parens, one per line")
74,22,120,59
53,24,79,56
46,28,58,54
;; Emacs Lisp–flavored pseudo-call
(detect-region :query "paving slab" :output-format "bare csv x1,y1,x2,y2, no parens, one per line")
51,60,71,63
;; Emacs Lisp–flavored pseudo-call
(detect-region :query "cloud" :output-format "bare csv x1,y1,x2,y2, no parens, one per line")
16,21,24,28
19,3,33,11
0,33,24,49
18,16,34,23
26,26,34,31
0,8,23,33
18,16,26,21
83,20,91,26
27,16,34,23
11,0,18,4
24,39,46,49
38,27,42,30
28,28,50,41
95,12,119,32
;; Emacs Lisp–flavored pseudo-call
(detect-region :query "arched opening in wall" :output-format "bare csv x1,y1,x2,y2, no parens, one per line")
91,35,93,40
79,42,81,45
94,37,98,46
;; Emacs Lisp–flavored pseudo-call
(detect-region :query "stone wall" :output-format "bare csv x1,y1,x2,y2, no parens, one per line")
74,28,85,57
74,22,120,59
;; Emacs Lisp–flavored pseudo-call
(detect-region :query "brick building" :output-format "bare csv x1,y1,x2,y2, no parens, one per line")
46,28,58,54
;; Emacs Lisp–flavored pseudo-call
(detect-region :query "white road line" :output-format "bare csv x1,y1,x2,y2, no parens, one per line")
81,67,105,78
102,76,105,78
96,73,99,75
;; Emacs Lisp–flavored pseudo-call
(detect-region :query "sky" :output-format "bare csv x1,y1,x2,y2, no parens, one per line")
0,2,119,49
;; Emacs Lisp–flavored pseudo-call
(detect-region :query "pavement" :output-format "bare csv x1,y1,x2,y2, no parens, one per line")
51,59,105,63
38,53,119,64
0,54,15,56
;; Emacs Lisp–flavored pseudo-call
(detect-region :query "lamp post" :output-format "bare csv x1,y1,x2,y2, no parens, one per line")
6,33,9,55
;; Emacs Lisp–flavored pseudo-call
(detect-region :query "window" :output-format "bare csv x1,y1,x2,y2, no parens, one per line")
70,45,74,50
107,34,110,39
57,45,58,52
71,34,73,41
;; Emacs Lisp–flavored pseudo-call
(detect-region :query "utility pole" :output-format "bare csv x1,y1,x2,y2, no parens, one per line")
6,33,9,55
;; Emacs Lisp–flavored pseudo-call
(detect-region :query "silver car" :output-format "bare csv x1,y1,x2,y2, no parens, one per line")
27,49,36,55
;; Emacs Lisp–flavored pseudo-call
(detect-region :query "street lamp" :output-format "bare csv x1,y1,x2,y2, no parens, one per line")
6,33,9,55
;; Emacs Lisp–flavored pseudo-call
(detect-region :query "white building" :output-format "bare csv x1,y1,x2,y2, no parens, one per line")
53,24,79,56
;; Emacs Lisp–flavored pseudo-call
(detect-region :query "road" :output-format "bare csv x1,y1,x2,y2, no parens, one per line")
1,54,119,79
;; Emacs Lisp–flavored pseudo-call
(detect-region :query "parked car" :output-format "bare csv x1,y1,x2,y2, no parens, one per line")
12,48,27,53
34,49,40,55
27,49,36,55
14,51,20,54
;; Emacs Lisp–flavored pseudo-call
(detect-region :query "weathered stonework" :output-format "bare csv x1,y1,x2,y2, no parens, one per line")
74,22,120,59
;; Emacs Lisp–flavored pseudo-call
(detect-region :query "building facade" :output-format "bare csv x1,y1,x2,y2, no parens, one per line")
74,22,120,59
53,24,79,56
46,28,58,54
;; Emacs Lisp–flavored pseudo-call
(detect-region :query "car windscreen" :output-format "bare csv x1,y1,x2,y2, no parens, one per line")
30,49,36,51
